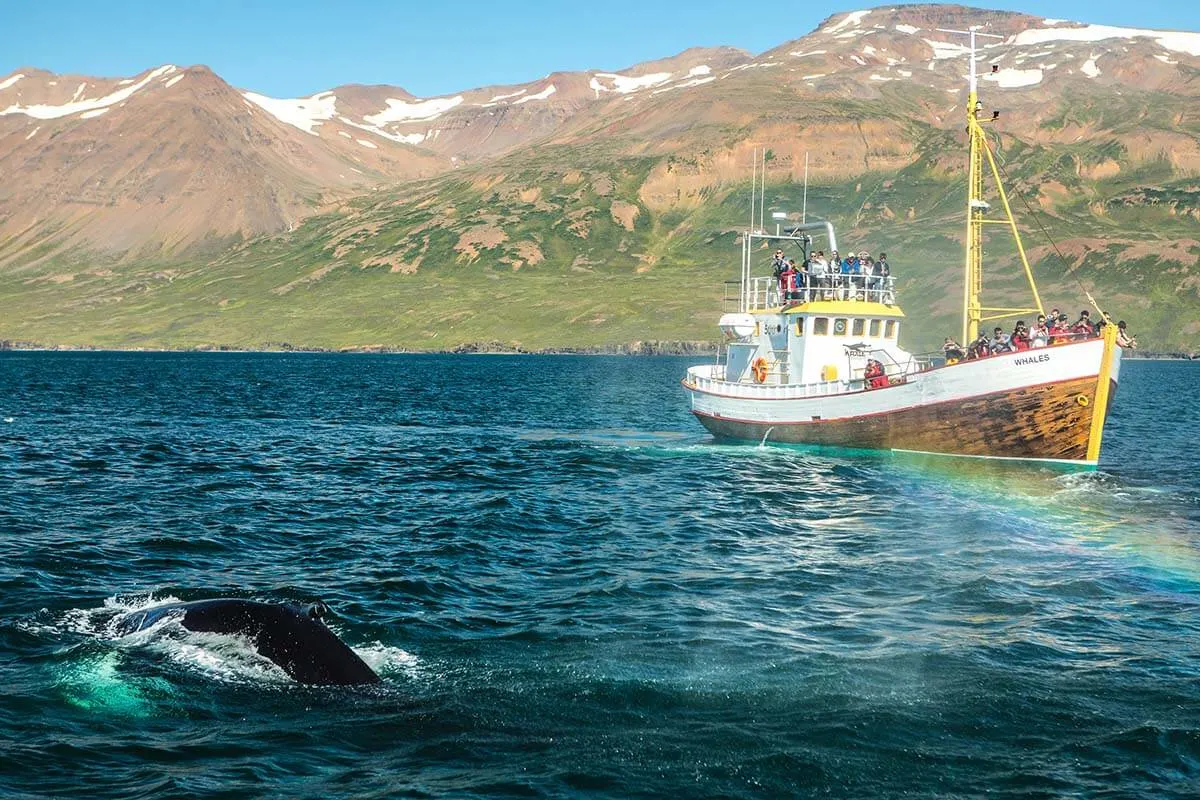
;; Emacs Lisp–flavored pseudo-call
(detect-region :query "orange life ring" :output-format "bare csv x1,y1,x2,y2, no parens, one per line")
752,357,768,383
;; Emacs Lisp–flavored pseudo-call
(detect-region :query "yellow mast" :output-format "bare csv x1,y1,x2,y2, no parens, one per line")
944,27,1045,345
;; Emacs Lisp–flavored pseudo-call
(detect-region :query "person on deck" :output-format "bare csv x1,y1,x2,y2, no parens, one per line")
864,359,889,389
771,249,786,274
779,260,796,303
797,260,811,302
990,326,1012,353
876,253,892,302
1048,314,1070,344
1030,314,1049,348
810,253,827,291
860,256,875,297
943,337,965,363
876,252,891,281
1073,310,1096,339
1010,321,1031,351
1117,320,1138,349
967,335,992,359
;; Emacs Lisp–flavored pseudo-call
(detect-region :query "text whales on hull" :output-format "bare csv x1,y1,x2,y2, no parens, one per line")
114,598,381,686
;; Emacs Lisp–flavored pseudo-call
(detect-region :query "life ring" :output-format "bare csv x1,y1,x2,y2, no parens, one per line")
1076,394,1089,407
752,357,769,383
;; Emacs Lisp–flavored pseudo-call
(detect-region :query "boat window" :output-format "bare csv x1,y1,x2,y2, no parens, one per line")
885,320,897,338
795,318,805,336
852,318,865,336
833,318,848,336
813,317,829,336
869,319,881,337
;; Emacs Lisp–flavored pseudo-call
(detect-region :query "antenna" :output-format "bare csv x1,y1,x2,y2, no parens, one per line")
802,151,809,224
759,149,766,232
749,146,757,233
935,27,1003,95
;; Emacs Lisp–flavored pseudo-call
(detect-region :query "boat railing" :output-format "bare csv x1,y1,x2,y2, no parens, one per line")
686,364,860,399
745,275,897,311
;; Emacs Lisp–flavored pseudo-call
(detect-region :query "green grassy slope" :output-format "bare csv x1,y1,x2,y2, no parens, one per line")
2,98,1197,353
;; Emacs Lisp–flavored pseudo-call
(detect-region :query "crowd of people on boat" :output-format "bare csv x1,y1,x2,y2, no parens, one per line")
941,309,1137,362
771,248,895,303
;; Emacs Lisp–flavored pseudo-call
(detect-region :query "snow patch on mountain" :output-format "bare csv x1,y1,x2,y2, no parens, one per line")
364,95,464,125
79,108,109,119
243,90,336,135
0,73,24,91
0,65,176,120
985,67,1044,88
925,40,975,59
513,84,556,104
487,88,526,103
164,74,184,89
827,10,871,36
1081,54,1101,77
791,50,827,58
590,71,672,96
895,24,920,35
1013,24,1200,56
652,75,715,94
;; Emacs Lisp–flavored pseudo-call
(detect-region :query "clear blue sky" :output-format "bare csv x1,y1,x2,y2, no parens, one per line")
3,0,1195,98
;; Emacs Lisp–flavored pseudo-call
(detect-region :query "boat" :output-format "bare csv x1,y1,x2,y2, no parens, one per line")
682,29,1121,467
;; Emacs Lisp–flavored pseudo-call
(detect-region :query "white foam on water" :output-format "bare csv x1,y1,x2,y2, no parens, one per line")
356,641,422,678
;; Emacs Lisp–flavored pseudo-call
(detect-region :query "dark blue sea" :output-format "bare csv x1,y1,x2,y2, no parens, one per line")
1,353,1198,798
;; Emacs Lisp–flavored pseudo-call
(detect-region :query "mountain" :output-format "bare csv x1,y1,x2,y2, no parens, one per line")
1,4,1199,351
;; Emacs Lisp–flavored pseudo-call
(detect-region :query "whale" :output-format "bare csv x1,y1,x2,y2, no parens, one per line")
114,598,380,686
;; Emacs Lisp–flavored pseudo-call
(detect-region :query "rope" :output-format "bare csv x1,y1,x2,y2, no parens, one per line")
986,130,1110,323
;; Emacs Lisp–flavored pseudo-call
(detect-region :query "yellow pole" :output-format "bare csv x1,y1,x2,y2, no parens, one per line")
963,91,981,345
1085,323,1118,463
980,138,1045,318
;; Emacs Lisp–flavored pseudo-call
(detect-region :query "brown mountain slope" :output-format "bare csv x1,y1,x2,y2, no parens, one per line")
2,5,1199,267
0,65,445,263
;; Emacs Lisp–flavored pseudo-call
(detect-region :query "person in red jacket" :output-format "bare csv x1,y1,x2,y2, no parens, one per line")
1010,321,1031,351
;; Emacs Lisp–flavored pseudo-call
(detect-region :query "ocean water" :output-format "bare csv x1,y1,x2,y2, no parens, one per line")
1,352,1197,798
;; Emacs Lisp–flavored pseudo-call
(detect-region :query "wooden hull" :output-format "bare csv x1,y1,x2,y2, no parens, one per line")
694,375,1115,463
684,338,1121,465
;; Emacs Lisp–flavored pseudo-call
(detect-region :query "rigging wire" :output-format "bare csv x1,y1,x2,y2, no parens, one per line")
985,129,1110,322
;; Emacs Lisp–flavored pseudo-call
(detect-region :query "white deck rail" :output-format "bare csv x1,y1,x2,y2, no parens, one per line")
747,276,897,311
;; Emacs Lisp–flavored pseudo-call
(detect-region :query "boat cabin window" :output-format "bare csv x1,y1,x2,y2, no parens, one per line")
852,318,865,336
869,319,881,337
795,318,805,336
813,317,829,336
833,318,848,336
885,320,897,339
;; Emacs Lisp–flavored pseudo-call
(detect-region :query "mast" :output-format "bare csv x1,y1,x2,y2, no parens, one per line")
939,27,1044,345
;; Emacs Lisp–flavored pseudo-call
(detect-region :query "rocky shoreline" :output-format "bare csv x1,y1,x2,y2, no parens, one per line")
0,339,719,356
